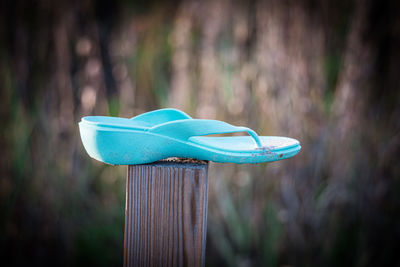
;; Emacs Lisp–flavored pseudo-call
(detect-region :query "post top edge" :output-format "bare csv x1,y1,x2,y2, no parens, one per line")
129,158,209,168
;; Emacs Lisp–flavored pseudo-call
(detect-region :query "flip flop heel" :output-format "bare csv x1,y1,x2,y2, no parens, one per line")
79,124,170,165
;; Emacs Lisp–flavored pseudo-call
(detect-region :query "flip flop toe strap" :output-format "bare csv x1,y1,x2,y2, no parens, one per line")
149,119,263,148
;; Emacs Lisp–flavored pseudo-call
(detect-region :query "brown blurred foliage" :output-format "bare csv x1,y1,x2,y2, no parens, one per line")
0,0,400,266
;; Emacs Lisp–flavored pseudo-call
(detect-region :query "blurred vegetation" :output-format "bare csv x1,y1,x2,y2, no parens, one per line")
1,0,400,266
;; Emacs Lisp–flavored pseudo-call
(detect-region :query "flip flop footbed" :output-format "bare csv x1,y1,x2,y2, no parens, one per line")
79,123,301,165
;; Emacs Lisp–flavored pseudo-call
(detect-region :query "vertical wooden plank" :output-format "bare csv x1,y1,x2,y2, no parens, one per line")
124,160,209,267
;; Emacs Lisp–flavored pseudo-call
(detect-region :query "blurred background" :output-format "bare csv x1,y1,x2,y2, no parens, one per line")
1,0,400,266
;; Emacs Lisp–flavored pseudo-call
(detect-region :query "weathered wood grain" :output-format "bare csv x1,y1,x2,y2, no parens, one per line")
124,161,209,267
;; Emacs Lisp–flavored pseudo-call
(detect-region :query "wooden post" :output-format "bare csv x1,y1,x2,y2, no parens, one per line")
124,159,209,267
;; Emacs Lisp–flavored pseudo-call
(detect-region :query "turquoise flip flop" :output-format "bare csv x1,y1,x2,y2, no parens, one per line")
79,108,301,165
